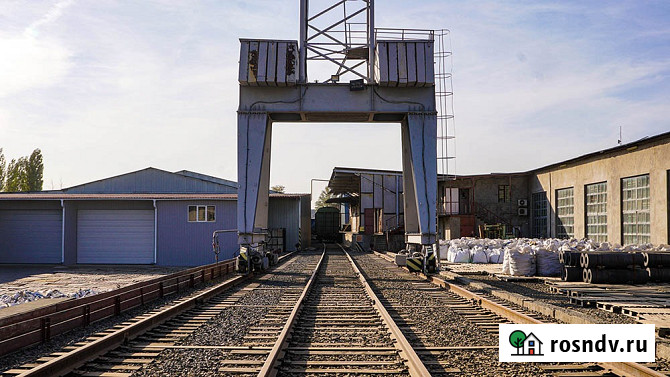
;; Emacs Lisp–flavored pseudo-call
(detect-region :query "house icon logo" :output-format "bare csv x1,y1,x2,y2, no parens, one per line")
510,330,544,356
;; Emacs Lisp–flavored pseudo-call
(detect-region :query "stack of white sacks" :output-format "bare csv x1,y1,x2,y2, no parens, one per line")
439,238,670,277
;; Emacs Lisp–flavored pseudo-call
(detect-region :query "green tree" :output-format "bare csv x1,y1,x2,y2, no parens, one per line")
509,330,527,355
314,187,336,209
271,184,285,193
5,158,27,192
25,149,43,191
0,148,6,191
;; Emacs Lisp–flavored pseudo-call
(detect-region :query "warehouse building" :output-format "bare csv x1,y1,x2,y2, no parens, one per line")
439,131,670,245
0,168,310,266
327,167,404,250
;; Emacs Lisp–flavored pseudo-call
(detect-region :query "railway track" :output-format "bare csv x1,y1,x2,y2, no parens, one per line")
368,250,668,377
2,245,667,376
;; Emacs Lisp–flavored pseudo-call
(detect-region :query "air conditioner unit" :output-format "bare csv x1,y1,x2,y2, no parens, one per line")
518,199,528,207
518,207,528,216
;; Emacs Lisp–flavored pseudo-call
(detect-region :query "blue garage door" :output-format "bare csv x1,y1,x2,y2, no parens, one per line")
77,210,154,264
0,210,62,263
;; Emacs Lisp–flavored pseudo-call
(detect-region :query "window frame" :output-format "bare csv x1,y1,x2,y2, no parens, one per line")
532,191,548,238
556,187,575,239
621,174,650,245
585,182,608,242
498,184,511,203
188,205,216,223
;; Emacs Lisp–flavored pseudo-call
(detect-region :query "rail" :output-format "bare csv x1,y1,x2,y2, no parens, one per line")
257,244,327,376
372,250,666,377
9,252,297,377
344,245,431,377
0,258,236,357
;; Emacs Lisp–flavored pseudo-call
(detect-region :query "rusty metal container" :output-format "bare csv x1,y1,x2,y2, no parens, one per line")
239,39,298,86
375,40,434,87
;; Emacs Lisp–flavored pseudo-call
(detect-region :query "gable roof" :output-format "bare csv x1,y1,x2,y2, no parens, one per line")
62,167,238,194
174,170,237,188
525,333,543,344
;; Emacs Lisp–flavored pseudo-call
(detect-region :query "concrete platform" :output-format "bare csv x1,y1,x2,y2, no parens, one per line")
0,264,186,311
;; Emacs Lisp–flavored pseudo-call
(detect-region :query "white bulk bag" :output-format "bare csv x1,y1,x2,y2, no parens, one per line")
536,249,561,276
471,246,488,264
508,248,536,276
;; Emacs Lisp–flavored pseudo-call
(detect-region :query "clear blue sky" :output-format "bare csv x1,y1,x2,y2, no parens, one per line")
1,1,668,198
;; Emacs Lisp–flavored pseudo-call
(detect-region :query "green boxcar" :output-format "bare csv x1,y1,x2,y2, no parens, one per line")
314,207,341,242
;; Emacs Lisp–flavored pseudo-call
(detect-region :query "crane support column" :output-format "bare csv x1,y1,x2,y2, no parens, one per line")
402,113,437,246
237,111,272,246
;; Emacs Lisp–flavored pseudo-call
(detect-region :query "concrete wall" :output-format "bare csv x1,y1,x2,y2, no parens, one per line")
437,174,531,239
531,139,670,244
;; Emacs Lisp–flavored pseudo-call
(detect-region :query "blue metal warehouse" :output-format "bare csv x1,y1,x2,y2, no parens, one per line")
0,168,310,266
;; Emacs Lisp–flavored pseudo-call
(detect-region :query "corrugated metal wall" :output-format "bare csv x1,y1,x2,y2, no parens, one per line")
300,196,311,248
268,197,300,251
157,200,236,266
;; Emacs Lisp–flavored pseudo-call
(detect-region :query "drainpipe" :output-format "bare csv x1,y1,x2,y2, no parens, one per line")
153,199,157,264
61,199,65,264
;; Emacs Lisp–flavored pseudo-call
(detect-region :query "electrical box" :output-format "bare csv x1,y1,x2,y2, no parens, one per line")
239,39,298,86
375,40,434,87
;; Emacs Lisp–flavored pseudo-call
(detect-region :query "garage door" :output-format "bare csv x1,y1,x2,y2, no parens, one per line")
0,210,62,263
77,210,154,264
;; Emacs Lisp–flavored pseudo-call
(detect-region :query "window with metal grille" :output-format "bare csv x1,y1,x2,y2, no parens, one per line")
585,182,607,242
532,192,547,238
498,185,510,203
556,187,574,239
622,174,650,245
188,205,216,222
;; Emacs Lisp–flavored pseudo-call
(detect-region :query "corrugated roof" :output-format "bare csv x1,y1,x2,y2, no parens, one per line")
0,193,308,200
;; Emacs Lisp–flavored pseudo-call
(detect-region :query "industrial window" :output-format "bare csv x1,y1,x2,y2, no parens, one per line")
585,182,607,242
443,187,458,215
532,192,547,238
556,187,574,239
498,185,510,203
188,205,215,222
622,174,650,245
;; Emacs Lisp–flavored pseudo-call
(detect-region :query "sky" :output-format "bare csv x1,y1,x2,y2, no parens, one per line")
1,0,668,202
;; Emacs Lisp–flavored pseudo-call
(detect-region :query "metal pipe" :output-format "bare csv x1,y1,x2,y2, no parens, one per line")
299,0,308,83
153,199,157,264
367,0,374,83
60,199,65,264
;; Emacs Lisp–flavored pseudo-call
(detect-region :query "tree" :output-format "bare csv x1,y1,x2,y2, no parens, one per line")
0,148,5,191
314,187,336,209
25,149,43,191
5,158,27,192
271,184,285,193
509,330,527,355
